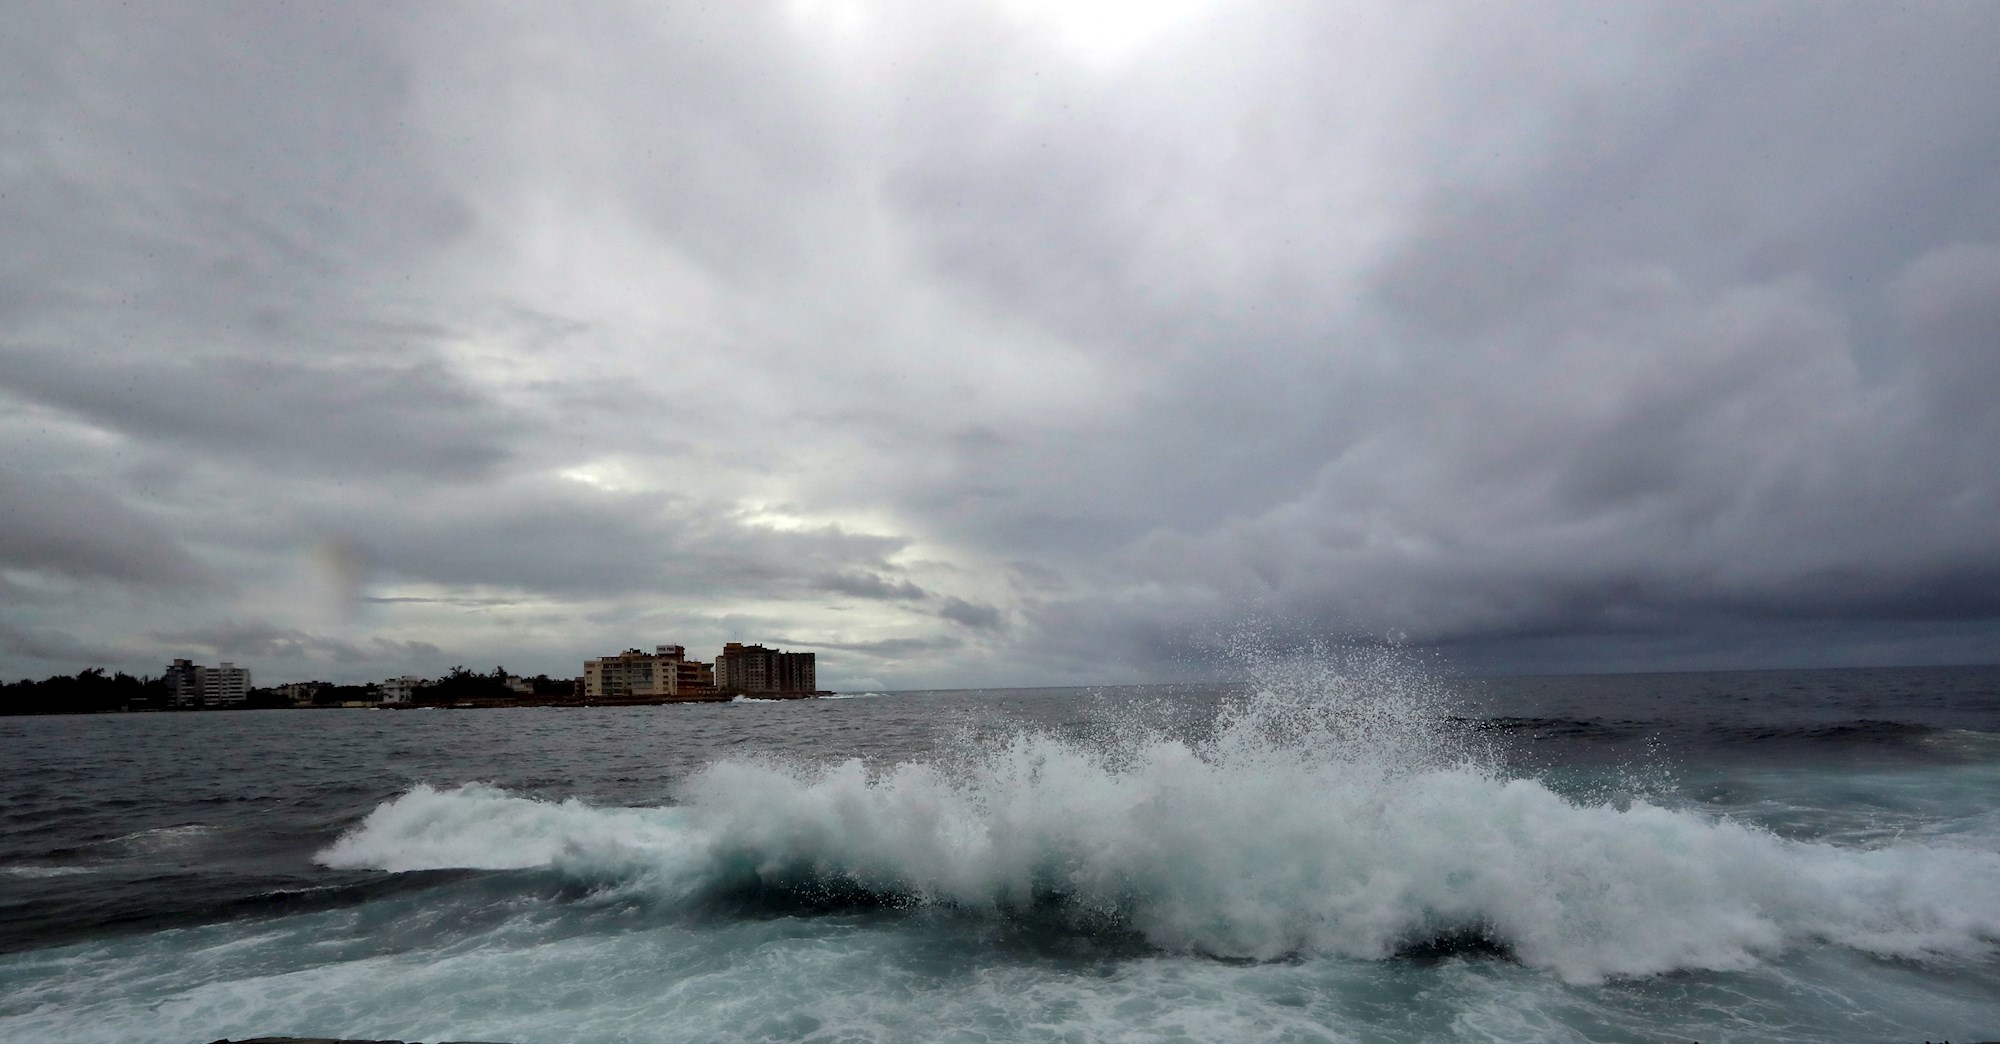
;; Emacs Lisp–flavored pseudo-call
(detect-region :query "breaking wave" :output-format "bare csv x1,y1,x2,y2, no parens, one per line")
106,824,214,850
318,651,2000,983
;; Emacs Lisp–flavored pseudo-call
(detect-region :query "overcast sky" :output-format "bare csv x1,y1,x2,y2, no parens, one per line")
3,1,1997,689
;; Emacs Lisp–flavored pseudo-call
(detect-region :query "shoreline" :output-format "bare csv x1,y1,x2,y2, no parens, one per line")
0,691,840,717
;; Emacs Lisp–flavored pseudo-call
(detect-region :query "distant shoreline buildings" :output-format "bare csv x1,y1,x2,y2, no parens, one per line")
207,639,819,709
583,642,818,702
2,640,825,715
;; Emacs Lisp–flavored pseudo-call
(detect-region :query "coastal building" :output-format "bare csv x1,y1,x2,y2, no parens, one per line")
163,659,252,708
715,643,816,695
583,645,717,700
380,676,421,705
275,681,320,707
164,659,196,706
208,663,250,705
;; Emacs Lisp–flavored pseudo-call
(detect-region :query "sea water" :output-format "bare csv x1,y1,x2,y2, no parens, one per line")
2,659,1997,1042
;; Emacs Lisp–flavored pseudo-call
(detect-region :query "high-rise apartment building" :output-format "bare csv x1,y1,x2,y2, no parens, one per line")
715,643,816,695
164,659,252,708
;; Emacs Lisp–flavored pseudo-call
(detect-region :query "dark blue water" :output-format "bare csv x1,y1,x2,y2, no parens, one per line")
2,663,1997,1042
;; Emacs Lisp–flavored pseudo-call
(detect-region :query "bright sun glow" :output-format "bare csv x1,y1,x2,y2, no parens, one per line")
558,458,653,494
1001,0,1212,67
791,0,1210,70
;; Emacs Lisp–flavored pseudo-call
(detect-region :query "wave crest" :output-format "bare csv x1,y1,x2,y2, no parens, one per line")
318,657,2000,983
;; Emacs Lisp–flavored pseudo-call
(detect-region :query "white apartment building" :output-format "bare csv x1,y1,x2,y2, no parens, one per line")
207,662,250,705
380,676,421,705
164,659,252,708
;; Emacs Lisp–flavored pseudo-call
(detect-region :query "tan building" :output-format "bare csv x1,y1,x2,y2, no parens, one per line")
715,643,816,695
583,645,717,700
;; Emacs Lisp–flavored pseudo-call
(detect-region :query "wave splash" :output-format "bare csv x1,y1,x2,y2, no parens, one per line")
317,651,2000,983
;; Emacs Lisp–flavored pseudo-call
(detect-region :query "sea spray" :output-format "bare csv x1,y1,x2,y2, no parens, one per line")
319,647,2000,983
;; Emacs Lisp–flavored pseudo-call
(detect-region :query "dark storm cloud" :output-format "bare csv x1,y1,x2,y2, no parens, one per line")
1011,221,2000,670
880,4,2000,676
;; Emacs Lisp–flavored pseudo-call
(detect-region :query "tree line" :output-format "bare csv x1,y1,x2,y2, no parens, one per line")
415,666,575,702
1,669,171,715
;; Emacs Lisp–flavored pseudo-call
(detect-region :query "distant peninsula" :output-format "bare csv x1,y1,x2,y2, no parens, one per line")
1,640,826,715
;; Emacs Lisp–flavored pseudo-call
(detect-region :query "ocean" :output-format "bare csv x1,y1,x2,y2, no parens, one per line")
2,659,1997,1043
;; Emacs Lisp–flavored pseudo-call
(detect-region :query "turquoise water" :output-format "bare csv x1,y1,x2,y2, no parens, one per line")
2,663,1997,1042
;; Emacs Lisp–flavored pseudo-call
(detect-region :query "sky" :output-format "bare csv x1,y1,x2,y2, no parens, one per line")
2,1,1998,690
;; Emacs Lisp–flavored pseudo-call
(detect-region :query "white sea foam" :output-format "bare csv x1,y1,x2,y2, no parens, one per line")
317,785,696,876
318,651,2000,983
0,865,99,878
108,824,214,849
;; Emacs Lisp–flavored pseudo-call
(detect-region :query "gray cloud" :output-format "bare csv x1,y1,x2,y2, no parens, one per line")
939,597,1004,631
775,635,964,660
813,572,931,601
4,2,1999,686
150,622,444,667
0,469,206,586
0,616,115,666
336,489,913,599
1,349,513,479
